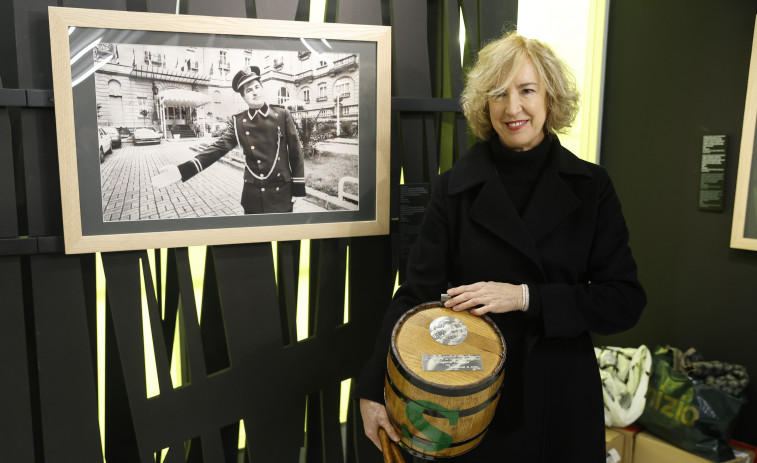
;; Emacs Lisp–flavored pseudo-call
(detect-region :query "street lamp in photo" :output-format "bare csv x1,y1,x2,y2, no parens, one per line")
334,93,347,137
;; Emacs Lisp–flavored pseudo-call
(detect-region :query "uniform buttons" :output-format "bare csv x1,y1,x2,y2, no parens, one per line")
251,145,255,150
277,173,281,177
261,187,266,191
243,119,247,122
245,131,250,135
257,159,261,164
276,187,280,191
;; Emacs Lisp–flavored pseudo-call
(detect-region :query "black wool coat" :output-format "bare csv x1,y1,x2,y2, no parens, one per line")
358,136,646,462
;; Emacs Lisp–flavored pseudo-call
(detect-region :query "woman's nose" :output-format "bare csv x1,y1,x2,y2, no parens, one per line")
506,95,521,115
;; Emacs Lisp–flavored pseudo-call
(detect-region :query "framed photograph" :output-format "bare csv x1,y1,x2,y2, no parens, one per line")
731,16,757,251
48,6,391,254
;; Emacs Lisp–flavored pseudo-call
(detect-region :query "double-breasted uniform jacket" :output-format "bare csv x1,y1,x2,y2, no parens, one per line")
358,136,646,462
177,103,306,213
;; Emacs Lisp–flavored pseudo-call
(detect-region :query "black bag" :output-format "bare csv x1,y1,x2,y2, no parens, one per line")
637,346,746,462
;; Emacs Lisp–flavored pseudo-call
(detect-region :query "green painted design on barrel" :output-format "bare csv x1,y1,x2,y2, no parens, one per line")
402,400,460,452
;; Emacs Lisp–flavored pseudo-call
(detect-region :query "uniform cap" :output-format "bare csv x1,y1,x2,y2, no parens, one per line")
232,66,261,93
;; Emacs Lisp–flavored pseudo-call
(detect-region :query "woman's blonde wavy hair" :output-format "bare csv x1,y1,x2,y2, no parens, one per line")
461,31,580,141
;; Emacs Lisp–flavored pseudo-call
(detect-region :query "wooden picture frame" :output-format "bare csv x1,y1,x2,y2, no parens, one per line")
48,6,391,254
731,16,757,251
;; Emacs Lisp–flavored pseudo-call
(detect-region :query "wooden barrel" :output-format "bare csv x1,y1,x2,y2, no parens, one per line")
384,301,506,459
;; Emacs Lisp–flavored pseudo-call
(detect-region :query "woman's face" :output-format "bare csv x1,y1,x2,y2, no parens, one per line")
241,80,265,110
488,57,548,152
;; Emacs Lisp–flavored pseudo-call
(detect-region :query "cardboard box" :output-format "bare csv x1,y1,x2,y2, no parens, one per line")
611,426,640,463
606,428,624,462
732,448,756,463
730,441,756,463
634,432,754,463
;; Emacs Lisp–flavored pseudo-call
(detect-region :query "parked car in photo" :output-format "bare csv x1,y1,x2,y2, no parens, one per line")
100,126,121,149
98,127,113,163
117,127,132,142
133,127,162,145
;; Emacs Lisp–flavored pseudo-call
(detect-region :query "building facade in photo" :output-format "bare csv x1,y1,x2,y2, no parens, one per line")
92,42,359,140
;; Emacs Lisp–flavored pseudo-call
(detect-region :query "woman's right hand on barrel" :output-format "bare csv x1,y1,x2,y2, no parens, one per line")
360,398,401,449
444,281,524,315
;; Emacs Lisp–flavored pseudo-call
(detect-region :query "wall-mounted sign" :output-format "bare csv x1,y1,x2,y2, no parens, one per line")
698,135,727,212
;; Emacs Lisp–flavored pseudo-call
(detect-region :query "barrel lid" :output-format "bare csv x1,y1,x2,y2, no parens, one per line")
390,301,506,390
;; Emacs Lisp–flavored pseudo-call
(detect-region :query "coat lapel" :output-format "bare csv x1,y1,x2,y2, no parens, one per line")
522,138,593,242
521,167,580,242
449,138,594,274
469,179,544,272
449,143,544,273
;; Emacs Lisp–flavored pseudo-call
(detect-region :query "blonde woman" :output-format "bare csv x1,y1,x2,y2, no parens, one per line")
358,31,645,461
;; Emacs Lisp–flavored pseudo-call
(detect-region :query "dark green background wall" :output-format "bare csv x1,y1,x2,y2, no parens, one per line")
597,0,757,442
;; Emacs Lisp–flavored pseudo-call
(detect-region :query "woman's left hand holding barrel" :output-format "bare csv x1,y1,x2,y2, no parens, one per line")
360,398,401,450
444,281,524,315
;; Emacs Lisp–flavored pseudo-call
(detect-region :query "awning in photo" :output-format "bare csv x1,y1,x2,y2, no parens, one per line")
158,89,212,106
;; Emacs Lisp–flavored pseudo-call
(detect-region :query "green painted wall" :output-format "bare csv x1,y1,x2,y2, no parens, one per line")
597,0,757,442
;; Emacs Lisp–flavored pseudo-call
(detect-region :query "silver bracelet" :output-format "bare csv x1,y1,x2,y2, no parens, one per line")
521,284,530,311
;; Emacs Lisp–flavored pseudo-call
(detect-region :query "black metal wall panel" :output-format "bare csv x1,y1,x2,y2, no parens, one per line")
443,1,469,162
141,0,172,13
0,91,19,238
333,0,382,25
460,0,518,55
277,241,302,345
62,0,129,9
0,3,19,89
0,257,36,462
31,255,104,462
346,235,394,463
11,0,61,237
94,243,390,461
392,0,432,99
185,0,246,17
391,1,437,185
18,108,61,237
255,0,300,21
305,239,347,463
478,0,518,45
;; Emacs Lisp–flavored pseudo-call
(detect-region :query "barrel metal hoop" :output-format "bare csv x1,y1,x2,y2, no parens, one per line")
385,372,500,419
385,408,489,455
389,348,502,397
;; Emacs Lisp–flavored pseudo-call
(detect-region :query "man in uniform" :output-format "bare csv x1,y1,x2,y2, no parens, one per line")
152,66,306,214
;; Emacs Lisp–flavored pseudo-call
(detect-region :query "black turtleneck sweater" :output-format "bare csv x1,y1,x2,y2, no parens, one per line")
489,134,551,316
490,134,552,216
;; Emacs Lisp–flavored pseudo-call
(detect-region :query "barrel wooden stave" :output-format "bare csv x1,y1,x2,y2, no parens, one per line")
386,356,503,412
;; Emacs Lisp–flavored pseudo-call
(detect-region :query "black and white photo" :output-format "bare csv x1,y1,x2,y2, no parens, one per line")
93,43,361,221
49,7,391,253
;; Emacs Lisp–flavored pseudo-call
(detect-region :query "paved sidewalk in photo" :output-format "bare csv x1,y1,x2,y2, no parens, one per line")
100,138,325,222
